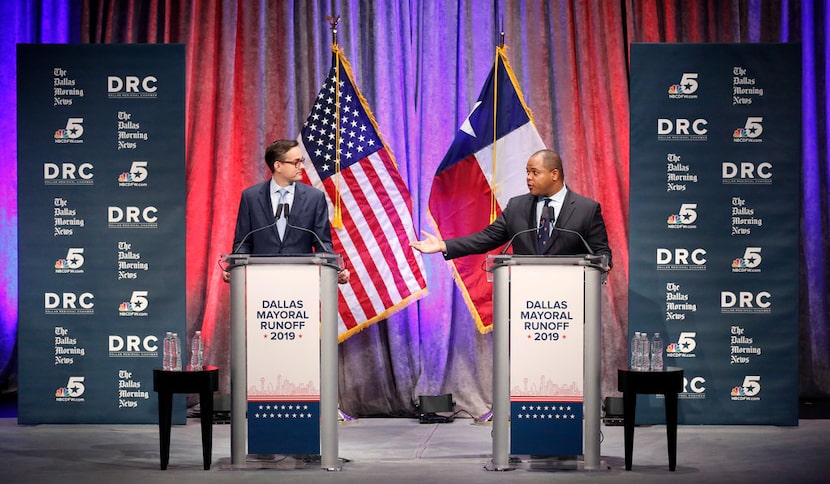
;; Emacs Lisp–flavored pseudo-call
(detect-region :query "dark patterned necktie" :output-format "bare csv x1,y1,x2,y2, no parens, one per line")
537,198,552,254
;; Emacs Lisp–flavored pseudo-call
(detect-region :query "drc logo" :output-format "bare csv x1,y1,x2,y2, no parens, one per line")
55,376,86,402
667,73,699,99
733,117,763,143
44,162,94,185
108,75,158,98
730,375,761,401
54,118,84,144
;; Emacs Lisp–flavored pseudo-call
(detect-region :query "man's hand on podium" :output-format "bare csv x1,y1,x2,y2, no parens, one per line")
337,268,350,284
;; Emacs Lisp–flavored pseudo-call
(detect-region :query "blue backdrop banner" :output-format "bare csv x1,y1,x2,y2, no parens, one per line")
17,44,186,424
629,43,800,425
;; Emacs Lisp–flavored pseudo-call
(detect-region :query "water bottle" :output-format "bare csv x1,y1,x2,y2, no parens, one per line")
651,332,664,371
163,331,173,370
171,332,182,371
630,332,638,370
189,331,204,371
641,333,651,370
634,332,646,371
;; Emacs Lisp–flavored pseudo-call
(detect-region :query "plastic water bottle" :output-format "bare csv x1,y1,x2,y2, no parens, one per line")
641,333,651,371
651,333,664,371
163,332,173,370
171,332,182,371
637,331,649,371
630,332,640,370
188,331,204,371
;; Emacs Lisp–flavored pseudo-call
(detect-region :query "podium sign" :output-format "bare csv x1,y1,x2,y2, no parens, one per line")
226,253,340,469
244,264,321,454
509,265,584,455
489,255,604,471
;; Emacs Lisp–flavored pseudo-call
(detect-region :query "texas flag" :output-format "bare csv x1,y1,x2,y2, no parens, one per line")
428,46,545,333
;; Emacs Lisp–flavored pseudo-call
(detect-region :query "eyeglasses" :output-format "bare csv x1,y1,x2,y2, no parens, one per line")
279,157,306,167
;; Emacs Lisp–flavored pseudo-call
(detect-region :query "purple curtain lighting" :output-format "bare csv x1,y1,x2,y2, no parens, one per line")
0,0,74,391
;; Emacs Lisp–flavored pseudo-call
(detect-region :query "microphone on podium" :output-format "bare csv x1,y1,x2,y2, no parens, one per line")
232,221,277,254
499,224,542,255
546,206,595,256
285,216,345,273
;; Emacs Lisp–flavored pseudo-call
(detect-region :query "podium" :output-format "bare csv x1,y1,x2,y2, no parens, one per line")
487,254,608,471
224,253,341,470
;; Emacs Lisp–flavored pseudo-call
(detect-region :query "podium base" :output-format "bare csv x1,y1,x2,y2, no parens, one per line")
485,456,611,472
217,454,345,471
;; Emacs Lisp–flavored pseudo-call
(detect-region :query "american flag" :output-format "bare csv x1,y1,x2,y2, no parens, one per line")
429,46,545,333
298,45,427,342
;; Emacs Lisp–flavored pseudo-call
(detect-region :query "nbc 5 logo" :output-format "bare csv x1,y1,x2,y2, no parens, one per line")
56,248,84,269
119,290,148,313
668,73,699,95
666,332,696,355
118,161,148,183
59,376,85,397
731,375,761,397
667,203,697,225
54,118,84,140
732,247,762,269
733,116,763,139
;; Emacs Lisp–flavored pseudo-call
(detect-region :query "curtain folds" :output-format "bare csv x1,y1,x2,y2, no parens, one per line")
1,0,826,411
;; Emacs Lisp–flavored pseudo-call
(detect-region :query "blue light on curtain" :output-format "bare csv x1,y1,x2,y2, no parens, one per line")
0,1,74,387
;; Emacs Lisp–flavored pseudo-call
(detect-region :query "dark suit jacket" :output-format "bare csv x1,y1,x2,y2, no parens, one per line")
232,180,333,254
444,189,612,267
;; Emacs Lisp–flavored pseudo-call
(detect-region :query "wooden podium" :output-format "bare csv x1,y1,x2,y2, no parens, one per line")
487,254,608,471
224,253,341,470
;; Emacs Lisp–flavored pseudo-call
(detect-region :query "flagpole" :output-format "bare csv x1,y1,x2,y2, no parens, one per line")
327,15,344,229
490,34,505,224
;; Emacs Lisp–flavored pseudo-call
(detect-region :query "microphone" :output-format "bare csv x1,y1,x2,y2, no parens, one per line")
286,221,332,254
285,216,345,273
548,206,595,256
232,221,277,254
499,224,542,255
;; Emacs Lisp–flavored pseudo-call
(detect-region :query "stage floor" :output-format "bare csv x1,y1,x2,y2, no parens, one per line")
1,412,829,483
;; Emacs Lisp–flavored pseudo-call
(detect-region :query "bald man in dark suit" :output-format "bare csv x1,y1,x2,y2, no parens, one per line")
411,149,612,267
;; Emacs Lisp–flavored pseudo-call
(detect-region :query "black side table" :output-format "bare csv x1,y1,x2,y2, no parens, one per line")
617,367,684,471
153,366,219,470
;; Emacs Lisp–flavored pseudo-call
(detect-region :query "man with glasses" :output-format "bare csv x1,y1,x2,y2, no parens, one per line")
410,149,612,267
225,139,349,283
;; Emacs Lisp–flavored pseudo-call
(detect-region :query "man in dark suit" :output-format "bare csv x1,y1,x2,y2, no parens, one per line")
224,139,350,283
411,149,612,267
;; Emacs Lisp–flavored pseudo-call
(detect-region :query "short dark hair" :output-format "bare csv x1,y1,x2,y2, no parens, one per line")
533,149,564,177
264,139,299,172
